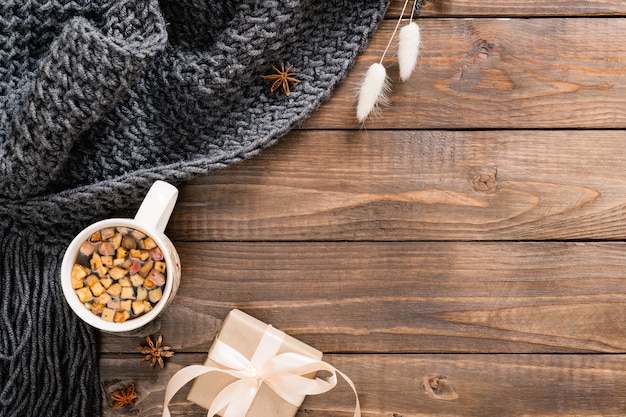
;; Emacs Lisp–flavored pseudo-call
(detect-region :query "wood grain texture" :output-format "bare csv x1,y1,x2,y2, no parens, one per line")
390,0,626,16
159,130,626,241
100,353,626,417
97,6,626,417
304,18,626,129
100,241,626,354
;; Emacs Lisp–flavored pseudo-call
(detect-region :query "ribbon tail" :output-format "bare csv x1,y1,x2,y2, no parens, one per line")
263,355,360,417
337,369,361,417
162,365,219,417
209,378,260,417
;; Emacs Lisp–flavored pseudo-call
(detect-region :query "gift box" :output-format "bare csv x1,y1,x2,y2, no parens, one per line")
161,309,359,417
187,309,323,417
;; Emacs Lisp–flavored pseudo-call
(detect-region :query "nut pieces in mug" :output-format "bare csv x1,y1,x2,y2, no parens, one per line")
70,226,167,323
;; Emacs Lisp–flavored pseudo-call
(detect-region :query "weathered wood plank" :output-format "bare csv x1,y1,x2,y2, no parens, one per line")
304,18,626,129
98,10,626,417
100,241,626,354
391,0,626,16
100,353,626,417
160,130,626,241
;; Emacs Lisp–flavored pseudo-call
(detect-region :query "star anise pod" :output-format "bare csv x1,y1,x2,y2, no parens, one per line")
261,62,301,96
109,383,137,408
137,335,174,369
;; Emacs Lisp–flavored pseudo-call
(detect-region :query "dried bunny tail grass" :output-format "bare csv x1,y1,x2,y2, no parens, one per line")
398,22,421,81
356,63,390,123
355,0,425,122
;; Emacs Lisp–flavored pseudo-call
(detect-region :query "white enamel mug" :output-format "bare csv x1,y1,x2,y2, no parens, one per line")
61,180,181,333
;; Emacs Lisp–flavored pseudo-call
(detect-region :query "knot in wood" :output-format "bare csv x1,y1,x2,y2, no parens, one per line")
471,167,498,194
428,376,442,392
422,375,459,401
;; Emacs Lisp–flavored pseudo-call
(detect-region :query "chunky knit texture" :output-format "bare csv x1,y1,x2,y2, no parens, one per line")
0,0,389,415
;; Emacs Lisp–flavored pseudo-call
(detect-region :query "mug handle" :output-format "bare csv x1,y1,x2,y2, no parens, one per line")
134,181,179,233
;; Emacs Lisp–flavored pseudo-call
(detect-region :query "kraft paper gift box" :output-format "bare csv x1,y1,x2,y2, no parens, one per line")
186,309,324,417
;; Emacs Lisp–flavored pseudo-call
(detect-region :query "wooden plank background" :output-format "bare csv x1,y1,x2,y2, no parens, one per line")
100,1,626,416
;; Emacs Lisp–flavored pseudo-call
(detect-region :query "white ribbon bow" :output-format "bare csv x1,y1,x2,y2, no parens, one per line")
162,324,360,417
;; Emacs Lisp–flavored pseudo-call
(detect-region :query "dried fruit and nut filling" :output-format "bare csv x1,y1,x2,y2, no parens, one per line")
71,226,167,323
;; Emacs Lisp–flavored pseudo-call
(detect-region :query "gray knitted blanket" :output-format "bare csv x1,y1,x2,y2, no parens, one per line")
0,0,389,415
